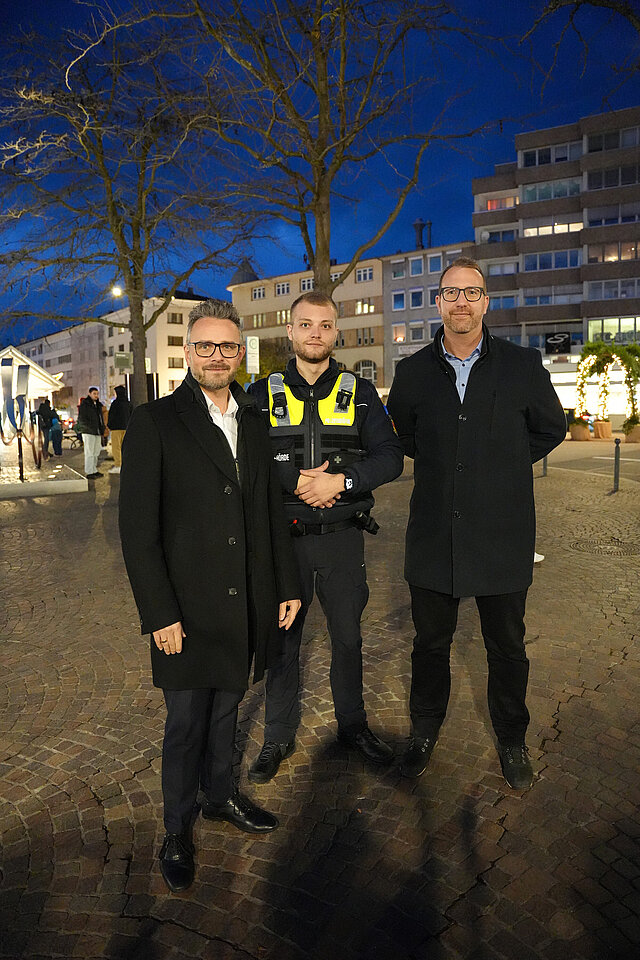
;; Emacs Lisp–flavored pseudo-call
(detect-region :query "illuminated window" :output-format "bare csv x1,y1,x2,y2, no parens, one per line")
486,196,517,210
356,298,375,314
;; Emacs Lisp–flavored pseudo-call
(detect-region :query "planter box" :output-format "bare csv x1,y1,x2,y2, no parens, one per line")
625,425,640,443
593,420,612,439
569,423,591,441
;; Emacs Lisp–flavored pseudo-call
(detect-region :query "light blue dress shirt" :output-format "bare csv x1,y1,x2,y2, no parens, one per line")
442,337,483,402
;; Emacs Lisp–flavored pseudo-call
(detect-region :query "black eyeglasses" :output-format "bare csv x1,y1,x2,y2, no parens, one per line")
439,286,486,302
187,341,242,358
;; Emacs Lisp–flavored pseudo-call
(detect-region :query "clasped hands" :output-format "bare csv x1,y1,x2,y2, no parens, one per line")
294,460,344,509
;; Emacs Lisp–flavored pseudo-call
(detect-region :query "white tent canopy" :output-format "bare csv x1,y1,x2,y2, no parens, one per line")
0,345,65,401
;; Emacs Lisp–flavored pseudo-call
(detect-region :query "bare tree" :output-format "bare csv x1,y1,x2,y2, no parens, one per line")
68,0,497,295
523,1,640,94
0,19,253,404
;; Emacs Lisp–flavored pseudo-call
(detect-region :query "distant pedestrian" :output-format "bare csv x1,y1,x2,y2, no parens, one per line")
37,398,59,456
49,417,63,457
387,257,566,789
76,387,106,478
106,385,133,475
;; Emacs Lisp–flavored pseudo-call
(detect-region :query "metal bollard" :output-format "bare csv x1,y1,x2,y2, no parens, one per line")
613,437,621,493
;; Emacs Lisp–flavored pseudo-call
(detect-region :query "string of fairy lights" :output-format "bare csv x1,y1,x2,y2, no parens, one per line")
575,349,638,420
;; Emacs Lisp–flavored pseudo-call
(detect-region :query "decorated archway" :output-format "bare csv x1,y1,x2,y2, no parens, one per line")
575,342,640,426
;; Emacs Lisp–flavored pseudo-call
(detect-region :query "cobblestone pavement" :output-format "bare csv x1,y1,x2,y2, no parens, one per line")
1,444,639,960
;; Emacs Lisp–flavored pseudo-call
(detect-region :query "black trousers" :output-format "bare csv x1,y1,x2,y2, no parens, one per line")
264,526,369,742
162,687,242,834
409,585,530,746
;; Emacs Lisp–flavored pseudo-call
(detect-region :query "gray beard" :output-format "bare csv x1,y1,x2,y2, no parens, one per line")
191,366,235,392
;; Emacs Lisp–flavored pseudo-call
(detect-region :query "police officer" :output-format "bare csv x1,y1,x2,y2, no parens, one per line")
247,291,404,782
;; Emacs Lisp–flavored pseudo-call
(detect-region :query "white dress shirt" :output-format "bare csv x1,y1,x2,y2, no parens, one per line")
201,387,239,458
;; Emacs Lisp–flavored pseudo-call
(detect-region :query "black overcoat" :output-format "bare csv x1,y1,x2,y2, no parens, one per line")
118,373,300,691
387,326,567,597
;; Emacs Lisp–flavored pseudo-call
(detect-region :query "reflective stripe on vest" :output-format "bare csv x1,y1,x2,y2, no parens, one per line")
268,371,356,429
316,372,356,426
268,372,304,426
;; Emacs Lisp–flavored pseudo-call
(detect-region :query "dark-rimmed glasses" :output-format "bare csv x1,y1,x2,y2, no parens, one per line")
187,340,242,358
439,286,486,302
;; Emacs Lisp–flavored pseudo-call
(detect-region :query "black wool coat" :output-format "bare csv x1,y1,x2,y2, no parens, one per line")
387,326,567,597
118,372,300,692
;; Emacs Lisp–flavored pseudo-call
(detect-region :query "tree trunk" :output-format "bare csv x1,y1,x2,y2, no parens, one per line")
313,176,332,293
129,294,148,407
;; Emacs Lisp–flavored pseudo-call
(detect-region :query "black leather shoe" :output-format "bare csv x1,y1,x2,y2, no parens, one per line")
201,790,279,833
248,739,295,784
400,735,437,778
337,726,393,765
158,832,194,892
498,743,533,789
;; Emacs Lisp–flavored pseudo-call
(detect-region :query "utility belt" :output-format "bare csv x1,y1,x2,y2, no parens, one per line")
290,511,379,537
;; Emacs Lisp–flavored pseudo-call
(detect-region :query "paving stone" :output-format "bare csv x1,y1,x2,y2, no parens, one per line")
1,461,639,958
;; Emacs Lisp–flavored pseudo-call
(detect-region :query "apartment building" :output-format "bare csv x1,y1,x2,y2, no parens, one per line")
228,257,386,386
472,104,640,411
18,291,203,410
380,241,473,385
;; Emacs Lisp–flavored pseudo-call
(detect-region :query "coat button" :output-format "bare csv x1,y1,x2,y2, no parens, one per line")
228,536,236,545
228,587,238,596
224,485,233,495
456,463,464,471
458,414,467,421
453,510,461,519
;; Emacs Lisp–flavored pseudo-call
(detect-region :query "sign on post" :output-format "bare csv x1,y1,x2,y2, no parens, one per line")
245,336,260,375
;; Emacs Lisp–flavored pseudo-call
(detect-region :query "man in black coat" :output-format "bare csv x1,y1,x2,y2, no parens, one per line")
387,257,566,789
76,387,106,478
106,384,133,474
119,299,300,892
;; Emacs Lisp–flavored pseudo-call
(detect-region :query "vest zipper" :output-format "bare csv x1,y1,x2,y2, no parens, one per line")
309,388,317,466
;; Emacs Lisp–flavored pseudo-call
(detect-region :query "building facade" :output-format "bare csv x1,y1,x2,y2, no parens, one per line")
228,256,387,386
18,292,203,413
380,241,473,386
472,104,640,412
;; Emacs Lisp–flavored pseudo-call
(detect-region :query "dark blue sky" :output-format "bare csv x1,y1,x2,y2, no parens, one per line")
0,0,639,341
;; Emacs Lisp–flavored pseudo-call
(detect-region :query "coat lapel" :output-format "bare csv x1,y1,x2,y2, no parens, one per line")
173,378,238,483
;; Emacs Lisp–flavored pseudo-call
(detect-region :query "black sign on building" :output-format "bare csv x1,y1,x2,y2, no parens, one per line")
545,332,571,355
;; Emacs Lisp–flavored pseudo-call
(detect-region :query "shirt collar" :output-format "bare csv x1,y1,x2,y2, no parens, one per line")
442,336,483,363
200,387,238,419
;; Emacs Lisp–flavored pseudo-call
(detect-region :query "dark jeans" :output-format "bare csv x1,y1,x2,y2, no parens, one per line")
409,585,530,746
265,526,369,742
162,687,242,834
50,431,62,455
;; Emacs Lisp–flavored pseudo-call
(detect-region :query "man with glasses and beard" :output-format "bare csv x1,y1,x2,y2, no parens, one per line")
246,291,403,784
119,299,300,892
387,258,566,789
